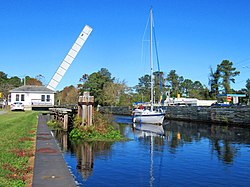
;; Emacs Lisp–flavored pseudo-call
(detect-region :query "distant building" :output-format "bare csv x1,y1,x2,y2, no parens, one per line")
133,97,216,107
217,94,246,104
8,85,55,110
164,97,216,106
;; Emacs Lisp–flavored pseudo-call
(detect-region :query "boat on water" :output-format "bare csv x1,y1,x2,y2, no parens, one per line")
132,108,165,124
132,7,165,124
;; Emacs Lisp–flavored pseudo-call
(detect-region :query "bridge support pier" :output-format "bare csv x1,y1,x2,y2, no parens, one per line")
78,92,94,126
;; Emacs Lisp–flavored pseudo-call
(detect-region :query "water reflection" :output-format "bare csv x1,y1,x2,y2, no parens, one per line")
163,121,250,164
53,130,114,180
132,123,165,187
75,142,94,180
53,116,250,186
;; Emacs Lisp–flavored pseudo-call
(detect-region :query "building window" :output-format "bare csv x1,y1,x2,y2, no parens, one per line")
21,94,25,101
16,94,19,101
46,95,50,102
41,95,45,102
8,94,11,102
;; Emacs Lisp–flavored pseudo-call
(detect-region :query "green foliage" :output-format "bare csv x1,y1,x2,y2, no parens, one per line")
166,70,184,97
47,119,62,130
69,128,83,140
55,85,79,105
78,68,114,106
135,74,151,102
0,71,22,100
69,124,123,141
209,65,221,98
77,68,130,106
73,115,82,128
0,71,44,100
246,79,250,91
70,111,125,141
218,60,240,93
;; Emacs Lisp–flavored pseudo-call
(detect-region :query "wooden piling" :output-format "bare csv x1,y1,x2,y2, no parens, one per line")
49,108,72,131
63,114,68,131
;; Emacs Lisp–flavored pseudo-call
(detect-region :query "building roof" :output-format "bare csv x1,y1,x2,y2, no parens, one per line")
9,85,55,94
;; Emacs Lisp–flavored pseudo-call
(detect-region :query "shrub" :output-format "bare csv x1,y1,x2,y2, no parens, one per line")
70,110,125,141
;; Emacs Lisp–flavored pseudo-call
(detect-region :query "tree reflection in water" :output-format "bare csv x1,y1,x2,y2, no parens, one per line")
164,121,250,164
52,118,250,186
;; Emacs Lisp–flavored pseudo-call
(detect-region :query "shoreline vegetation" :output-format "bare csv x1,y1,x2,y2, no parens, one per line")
0,111,37,187
48,110,128,142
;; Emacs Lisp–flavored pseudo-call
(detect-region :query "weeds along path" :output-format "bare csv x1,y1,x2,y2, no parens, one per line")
0,111,38,187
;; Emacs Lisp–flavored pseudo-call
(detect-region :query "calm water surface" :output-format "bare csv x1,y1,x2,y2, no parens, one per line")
53,115,250,187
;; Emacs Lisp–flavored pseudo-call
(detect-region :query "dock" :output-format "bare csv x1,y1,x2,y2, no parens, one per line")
32,114,76,187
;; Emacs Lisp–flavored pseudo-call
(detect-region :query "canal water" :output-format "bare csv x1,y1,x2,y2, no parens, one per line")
53,115,250,187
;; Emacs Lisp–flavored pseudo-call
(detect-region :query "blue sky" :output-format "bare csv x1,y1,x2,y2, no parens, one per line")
0,0,250,91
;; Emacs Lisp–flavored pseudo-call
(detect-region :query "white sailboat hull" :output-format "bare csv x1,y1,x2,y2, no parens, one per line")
132,109,165,124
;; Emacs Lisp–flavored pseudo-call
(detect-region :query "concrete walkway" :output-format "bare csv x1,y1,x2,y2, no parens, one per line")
32,114,76,187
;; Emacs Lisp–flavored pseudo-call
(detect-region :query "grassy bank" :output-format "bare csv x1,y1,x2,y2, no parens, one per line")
0,111,38,187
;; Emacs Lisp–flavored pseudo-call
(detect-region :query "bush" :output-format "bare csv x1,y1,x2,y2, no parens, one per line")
47,119,62,129
69,111,125,141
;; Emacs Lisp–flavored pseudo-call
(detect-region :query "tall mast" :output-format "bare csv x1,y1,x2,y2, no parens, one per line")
150,7,154,112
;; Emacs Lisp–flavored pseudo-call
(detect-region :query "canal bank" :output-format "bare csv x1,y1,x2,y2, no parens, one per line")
99,106,250,126
165,106,250,126
32,114,76,187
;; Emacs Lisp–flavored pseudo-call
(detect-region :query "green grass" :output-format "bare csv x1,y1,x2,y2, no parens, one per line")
0,111,38,187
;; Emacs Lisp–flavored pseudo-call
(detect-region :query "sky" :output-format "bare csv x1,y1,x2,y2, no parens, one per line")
0,0,250,91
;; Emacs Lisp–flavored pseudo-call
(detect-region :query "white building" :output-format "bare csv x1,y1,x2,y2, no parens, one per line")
8,85,55,110
164,97,217,106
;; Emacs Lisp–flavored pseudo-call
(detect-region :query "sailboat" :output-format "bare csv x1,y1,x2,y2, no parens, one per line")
132,7,165,124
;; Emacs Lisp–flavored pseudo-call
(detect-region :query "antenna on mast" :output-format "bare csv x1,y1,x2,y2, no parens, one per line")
47,25,93,91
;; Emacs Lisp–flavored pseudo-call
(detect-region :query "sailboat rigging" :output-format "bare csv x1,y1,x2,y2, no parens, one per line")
132,7,165,124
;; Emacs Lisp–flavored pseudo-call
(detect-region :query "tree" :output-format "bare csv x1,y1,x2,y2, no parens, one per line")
78,74,88,95
35,74,45,85
246,79,250,91
181,79,193,97
55,85,79,105
8,76,22,87
99,68,113,81
112,80,127,106
166,70,183,97
117,86,132,106
246,79,250,105
218,60,240,93
78,68,114,106
25,76,42,86
135,74,151,102
189,81,205,99
0,72,22,100
0,71,8,82
209,66,220,98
